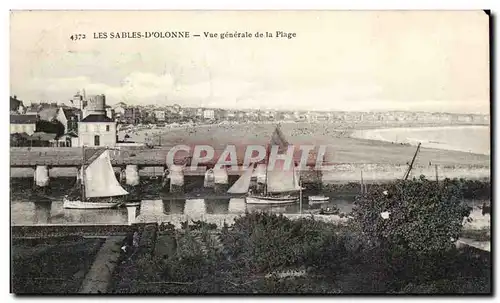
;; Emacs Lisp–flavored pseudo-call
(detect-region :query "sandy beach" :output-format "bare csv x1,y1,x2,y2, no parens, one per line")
11,122,490,182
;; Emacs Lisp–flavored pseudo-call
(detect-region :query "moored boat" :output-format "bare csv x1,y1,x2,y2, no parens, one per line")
246,194,298,205
63,148,129,209
227,125,303,206
63,198,121,209
308,195,330,203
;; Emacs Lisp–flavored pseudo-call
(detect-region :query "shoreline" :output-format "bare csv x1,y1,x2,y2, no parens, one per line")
349,125,490,156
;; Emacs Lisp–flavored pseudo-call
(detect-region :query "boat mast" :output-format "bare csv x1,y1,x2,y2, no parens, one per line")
299,177,302,214
264,146,269,195
403,143,422,180
81,145,86,201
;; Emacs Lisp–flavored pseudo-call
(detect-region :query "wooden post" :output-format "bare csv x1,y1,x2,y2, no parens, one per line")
299,179,303,215
360,170,364,195
435,164,439,182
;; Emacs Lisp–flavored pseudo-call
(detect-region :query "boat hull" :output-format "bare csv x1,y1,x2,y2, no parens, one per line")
63,199,121,209
246,195,299,205
308,196,330,203
123,202,141,207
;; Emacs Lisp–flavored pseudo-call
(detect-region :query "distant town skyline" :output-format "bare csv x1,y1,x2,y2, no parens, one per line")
11,11,489,114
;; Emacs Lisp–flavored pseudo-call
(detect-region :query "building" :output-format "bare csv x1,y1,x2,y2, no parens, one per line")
10,96,25,114
10,114,38,135
78,114,117,147
82,94,106,119
70,92,86,110
105,106,115,120
114,102,127,117
154,110,166,122
56,107,82,133
124,107,141,124
203,109,215,120
196,108,203,118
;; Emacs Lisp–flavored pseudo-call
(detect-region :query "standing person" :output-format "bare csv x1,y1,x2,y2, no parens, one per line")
132,230,140,249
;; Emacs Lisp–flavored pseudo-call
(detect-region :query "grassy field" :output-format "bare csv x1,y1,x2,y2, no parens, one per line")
11,237,104,294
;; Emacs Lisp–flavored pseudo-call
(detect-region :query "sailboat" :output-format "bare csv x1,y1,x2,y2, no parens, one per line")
227,126,302,205
63,148,129,209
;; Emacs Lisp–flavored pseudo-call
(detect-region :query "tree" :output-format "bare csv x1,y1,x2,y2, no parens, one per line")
35,119,65,138
351,175,472,255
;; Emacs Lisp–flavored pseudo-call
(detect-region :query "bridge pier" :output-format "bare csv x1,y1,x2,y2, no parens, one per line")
34,165,50,188
119,167,126,184
168,165,184,193
125,165,140,186
204,168,229,193
126,206,137,225
203,169,215,188
214,168,229,194
76,167,84,184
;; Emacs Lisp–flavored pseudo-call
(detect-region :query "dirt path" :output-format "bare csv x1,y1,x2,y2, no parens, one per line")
79,236,126,294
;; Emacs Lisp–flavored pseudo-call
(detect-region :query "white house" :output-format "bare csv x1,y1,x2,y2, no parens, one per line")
203,109,215,119
78,114,117,147
10,114,38,135
154,110,166,122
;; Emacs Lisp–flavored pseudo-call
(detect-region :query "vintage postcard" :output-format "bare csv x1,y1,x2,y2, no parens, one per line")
10,10,491,294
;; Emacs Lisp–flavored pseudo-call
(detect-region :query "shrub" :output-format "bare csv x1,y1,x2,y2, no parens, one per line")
351,175,472,255
219,212,348,274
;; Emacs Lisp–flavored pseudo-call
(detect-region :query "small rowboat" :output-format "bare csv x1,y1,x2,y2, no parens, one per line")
308,195,330,202
122,201,141,207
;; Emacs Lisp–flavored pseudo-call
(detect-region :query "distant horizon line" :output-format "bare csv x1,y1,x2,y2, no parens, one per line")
13,96,489,116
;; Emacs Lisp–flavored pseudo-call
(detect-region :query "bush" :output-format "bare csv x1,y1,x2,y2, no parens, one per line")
219,212,348,274
351,175,472,255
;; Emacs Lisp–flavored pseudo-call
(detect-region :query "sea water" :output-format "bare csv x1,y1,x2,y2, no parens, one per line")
351,125,490,155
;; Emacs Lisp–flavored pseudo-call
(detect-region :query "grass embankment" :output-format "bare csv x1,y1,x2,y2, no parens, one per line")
11,237,105,294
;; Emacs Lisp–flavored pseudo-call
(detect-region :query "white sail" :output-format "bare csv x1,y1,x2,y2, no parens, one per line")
84,150,129,198
253,164,267,183
266,159,301,193
227,165,255,194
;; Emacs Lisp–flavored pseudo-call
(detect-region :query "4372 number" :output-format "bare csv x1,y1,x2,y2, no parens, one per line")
70,34,86,41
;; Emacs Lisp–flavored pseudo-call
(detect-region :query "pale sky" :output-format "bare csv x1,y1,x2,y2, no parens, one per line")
10,11,489,113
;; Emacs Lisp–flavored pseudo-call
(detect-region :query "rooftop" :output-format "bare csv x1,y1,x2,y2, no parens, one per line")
38,107,59,121
10,114,38,124
80,114,114,123
62,107,82,119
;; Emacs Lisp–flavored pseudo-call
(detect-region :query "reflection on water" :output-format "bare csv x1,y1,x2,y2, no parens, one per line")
206,198,230,214
33,202,51,224
184,199,207,216
11,201,129,225
228,198,246,214
11,191,358,225
162,199,186,214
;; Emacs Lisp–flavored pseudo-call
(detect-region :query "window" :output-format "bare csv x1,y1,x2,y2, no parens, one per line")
106,125,110,132
94,135,100,146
